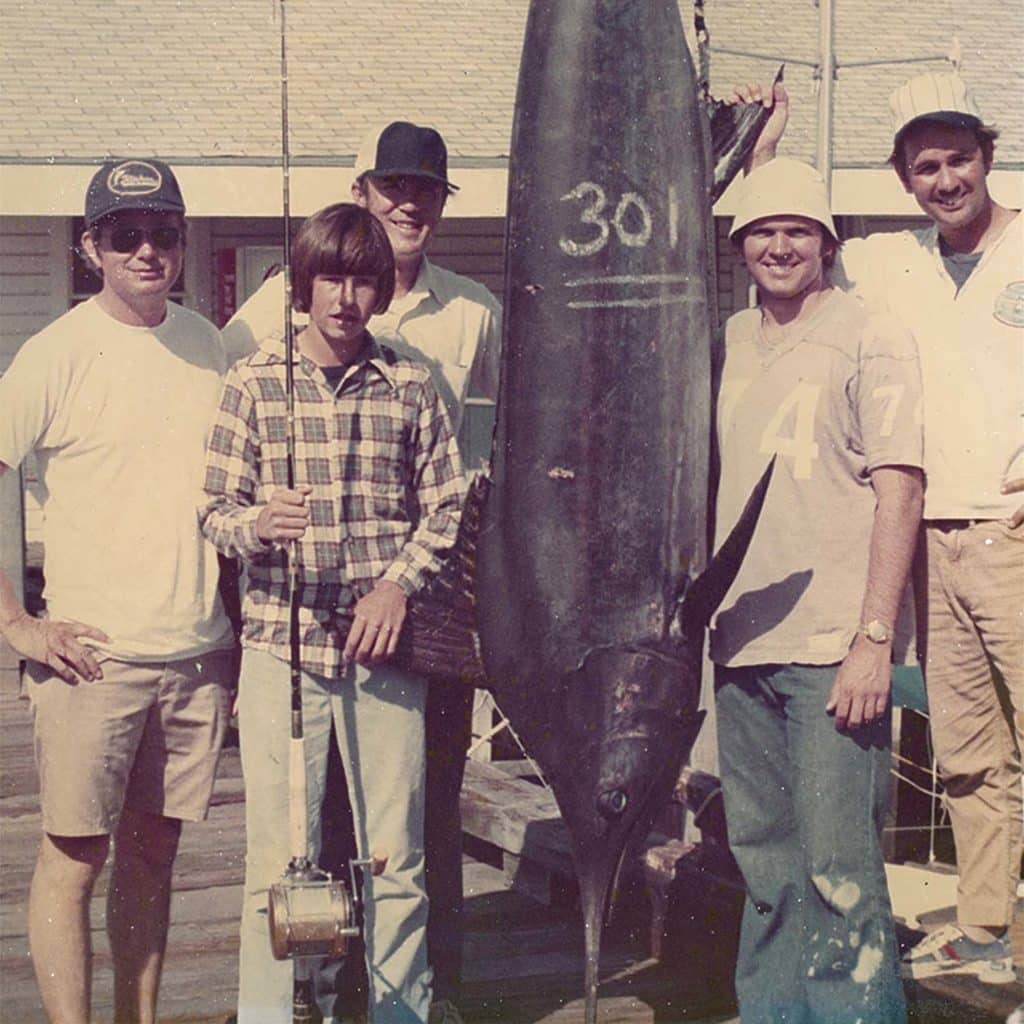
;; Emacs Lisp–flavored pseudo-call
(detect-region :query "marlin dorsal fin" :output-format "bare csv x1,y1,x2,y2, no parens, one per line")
708,65,785,203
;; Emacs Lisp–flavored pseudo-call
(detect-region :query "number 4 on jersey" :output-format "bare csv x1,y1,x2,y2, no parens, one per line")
759,381,821,479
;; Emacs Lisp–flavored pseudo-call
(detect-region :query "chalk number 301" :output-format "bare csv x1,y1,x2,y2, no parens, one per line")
560,181,686,257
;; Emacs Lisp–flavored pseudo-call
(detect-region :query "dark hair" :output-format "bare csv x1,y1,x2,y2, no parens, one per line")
888,120,999,187
291,203,395,314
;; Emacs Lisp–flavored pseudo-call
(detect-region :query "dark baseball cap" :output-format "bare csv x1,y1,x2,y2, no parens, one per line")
84,158,186,226
354,121,458,190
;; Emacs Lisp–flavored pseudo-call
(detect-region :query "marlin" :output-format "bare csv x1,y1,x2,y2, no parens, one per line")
396,2,775,1019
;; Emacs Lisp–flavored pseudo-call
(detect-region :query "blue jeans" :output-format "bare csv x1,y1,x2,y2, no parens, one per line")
716,664,906,1024
236,648,431,1024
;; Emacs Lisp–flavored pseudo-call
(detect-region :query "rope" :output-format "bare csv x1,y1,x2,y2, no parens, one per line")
468,691,550,790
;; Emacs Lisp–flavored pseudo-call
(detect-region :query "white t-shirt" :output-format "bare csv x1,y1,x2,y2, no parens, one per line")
838,216,1024,520
710,290,923,668
221,257,502,432
0,298,235,661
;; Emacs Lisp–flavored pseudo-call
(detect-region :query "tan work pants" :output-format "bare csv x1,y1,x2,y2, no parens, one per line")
920,519,1024,928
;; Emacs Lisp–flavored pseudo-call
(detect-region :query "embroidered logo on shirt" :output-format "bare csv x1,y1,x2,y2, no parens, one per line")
993,281,1024,327
107,161,163,197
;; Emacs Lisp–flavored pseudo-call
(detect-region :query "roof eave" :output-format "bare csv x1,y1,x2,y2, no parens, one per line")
1,162,1021,219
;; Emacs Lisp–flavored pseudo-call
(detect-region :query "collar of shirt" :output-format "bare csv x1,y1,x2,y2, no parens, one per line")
384,257,457,322
249,331,400,394
919,214,1023,286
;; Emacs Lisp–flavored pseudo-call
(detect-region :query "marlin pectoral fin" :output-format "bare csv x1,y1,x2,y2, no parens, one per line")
393,473,491,688
708,65,784,204
677,456,775,631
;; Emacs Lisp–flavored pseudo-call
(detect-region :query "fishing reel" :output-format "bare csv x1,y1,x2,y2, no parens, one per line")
268,854,386,961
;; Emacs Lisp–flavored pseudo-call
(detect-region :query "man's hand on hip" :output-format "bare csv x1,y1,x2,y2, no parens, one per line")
2,611,109,683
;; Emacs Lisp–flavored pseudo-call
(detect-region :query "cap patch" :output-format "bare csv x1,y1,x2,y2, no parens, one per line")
107,161,164,197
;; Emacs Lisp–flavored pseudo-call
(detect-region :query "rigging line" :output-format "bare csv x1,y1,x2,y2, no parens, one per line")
469,693,551,791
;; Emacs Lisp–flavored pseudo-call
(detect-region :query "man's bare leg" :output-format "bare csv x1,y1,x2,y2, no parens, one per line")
28,831,110,1024
107,808,182,1024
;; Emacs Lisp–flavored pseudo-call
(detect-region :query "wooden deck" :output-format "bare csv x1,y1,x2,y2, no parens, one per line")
2,671,1023,1023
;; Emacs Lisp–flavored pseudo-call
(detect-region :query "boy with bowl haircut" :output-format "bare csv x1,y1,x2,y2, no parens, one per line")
225,123,502,1023
200,202,465,1023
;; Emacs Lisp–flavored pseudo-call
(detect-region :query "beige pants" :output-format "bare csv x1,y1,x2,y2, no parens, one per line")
921,519,1024,928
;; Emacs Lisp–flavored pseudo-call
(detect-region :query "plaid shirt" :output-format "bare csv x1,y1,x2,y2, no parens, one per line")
199,334,465,677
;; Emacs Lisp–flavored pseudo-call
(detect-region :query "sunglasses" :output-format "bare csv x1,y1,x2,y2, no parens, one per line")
104,226,183,253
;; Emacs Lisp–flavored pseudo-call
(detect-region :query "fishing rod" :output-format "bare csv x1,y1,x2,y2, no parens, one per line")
264,3,364,1021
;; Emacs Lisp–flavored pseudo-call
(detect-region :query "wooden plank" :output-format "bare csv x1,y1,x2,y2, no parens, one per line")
0,254,51,275
1,913,241,1024
460,760,572,878
0,230,54,256
485,759,541,782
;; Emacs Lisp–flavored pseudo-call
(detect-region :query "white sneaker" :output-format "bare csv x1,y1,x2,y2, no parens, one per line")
901,923,1015,984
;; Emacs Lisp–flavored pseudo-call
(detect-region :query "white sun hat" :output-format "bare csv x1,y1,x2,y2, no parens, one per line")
728,158,838,241
889,71,983,142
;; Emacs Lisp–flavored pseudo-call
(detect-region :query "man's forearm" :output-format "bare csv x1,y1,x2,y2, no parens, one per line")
0,459,33,641
859,465,924,631
199,495,272,562
380,504,462,596
0,569,29,637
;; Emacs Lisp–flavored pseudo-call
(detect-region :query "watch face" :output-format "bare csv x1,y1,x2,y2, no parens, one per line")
866,620,891,643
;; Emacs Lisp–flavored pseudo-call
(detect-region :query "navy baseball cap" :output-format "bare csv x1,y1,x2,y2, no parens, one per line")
354,121,458,190
84,159,186,226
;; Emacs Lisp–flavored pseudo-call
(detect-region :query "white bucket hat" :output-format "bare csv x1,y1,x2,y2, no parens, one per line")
889,71,983,142
729,158,838,241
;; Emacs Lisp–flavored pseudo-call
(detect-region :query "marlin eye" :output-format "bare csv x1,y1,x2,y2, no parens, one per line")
597,789,628,819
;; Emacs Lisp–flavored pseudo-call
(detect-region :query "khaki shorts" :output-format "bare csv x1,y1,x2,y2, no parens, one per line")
26,648,234,836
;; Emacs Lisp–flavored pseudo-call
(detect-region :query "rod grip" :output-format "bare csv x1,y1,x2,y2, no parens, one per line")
289,735,307,860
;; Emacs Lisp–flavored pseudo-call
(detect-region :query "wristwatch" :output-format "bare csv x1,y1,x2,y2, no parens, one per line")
859,619,893,644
